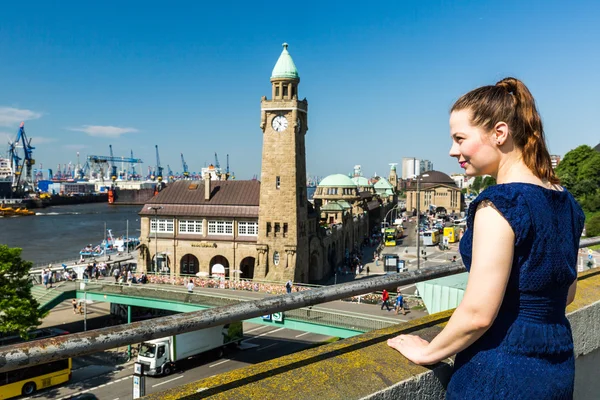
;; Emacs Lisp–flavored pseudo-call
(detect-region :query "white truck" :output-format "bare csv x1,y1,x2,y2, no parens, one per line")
137,322,243,376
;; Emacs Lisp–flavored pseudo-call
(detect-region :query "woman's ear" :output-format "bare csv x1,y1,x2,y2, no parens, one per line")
493,121,509,145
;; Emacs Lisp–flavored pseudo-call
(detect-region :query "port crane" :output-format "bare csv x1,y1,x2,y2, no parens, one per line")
181,153,189,178
109,145,118,180
8,122,36,192
166,165,175,182
87,152,143,182
214,152,220,170
153,145,164,181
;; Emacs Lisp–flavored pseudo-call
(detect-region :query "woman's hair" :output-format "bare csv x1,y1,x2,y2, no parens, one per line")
451,77,559,184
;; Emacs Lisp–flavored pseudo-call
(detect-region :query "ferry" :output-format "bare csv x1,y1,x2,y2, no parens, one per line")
79,229,140,257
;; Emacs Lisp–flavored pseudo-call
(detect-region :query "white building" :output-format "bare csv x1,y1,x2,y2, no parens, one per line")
402,158,420,180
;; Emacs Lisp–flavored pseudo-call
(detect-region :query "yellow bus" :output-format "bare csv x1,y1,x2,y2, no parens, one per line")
384,228,397,246
443,226,459,243
0,329,72,399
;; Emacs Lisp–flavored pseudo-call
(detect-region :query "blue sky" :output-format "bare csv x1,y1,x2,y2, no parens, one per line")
1,0,598,181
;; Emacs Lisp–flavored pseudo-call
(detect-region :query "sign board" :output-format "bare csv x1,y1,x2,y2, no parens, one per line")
133,362,143,375
398,259,407,272
262,314,272,321
272,312,284,322
133,375,145,398
589,249,594,255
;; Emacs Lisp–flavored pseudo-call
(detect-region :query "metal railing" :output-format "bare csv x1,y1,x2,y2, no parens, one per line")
1,236,599,373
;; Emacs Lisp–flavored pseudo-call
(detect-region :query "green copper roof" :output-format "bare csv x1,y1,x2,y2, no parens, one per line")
352,176,372,187
271,43,299,80
374,177,394,189
319,174,357,188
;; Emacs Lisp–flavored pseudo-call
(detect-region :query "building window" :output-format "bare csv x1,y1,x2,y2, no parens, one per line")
208,220,233,235
283,223,288,237
150,218,174,233
178,220,203,234
276,176,281,189
238,221,258,236
273,251,280,266
267,222,272,236
275,85,280,97
274,223,281,235
283,85,288,97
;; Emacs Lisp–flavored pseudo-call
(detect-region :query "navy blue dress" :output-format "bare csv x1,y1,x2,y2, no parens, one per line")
447,183,585,399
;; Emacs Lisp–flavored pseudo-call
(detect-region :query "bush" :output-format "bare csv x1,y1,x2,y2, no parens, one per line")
586,214,600,238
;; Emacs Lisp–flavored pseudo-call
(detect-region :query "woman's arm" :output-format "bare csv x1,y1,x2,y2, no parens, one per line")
388,201,515,365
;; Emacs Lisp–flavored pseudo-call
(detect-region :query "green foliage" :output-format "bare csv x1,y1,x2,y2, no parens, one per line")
556,145,600,199
586,214,600,238
0,245,48,338
581,190,600,213
471,176,483,193
482,176,497,189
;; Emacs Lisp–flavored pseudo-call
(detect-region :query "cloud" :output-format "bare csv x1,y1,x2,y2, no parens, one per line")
63,144,89,151
69,125,139,137
0,107,43,126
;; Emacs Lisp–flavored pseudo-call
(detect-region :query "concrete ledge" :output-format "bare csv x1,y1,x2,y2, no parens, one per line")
145,269,600,400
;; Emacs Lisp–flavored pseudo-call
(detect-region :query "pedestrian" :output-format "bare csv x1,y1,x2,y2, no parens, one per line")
366,265,370,276
72,298,78,314
113,266,120,283
42,269,49,289
187,279,195,293
381,289,391,311
386,77,585,399
452,255,457,263
395,291,406,316
375,254,379,266
285,280,293,294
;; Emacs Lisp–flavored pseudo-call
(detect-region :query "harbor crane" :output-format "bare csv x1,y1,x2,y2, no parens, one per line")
166,165,175,182
181,153,189,178
109,145,118,180
214,152,220,170
87,152,143,181
8,122,36,192
154,145,164,181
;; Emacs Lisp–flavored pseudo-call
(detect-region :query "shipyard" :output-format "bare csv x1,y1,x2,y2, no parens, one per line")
1,2,600,400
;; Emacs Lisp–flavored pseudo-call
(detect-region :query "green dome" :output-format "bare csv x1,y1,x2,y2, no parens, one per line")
352,176,372,187
319,174,357,188
271,43,299,80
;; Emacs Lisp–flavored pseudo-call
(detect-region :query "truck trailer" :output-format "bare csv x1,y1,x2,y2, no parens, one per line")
137,322,243,376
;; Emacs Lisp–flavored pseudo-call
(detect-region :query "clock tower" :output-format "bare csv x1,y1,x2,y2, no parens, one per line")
256,43,309,282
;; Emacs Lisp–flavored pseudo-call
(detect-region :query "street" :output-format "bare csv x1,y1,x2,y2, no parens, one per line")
23,321,334,400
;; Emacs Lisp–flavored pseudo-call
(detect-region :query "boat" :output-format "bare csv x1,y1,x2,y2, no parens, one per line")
79,229,140,258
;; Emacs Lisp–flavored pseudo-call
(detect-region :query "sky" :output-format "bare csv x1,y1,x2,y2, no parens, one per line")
1,0,598,181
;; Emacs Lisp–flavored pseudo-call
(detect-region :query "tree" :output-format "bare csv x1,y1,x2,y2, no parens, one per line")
556,145,600,199
586,214,600,238
471,176,483,193
482,176,497,190
0,245,48,338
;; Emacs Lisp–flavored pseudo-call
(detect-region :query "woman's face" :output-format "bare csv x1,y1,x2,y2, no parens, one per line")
449,109,499,177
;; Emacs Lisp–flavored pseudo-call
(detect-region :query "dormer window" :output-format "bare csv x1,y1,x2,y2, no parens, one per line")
275,85,280,97
283,85,288,97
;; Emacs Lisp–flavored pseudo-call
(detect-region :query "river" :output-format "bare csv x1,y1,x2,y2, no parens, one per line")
0,203,142,265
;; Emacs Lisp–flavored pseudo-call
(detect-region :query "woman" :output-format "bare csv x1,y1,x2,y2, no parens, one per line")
387,77,585,399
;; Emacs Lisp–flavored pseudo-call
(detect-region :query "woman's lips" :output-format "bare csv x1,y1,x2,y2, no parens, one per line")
459,161,467,168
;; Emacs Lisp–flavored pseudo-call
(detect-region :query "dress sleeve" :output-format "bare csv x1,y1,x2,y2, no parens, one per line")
466,185,532,247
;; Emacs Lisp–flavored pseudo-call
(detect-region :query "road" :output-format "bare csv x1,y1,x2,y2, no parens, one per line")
24,321,334,400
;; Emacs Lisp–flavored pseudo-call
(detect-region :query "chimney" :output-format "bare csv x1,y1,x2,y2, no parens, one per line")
204,172,211,201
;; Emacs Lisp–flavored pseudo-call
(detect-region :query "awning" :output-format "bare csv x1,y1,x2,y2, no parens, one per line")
211,264,225,274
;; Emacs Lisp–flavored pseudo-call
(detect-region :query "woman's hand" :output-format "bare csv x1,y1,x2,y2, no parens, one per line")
387,334,434,365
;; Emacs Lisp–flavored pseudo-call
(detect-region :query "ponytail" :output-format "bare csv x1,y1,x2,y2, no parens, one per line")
452,77,559,184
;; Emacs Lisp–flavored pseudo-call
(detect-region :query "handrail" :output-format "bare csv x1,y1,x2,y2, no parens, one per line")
1,236,598,373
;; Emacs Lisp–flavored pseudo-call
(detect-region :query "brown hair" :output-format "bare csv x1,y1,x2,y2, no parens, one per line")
451,77,559,184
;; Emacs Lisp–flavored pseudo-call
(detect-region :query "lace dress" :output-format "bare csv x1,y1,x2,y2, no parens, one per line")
447,183,585,399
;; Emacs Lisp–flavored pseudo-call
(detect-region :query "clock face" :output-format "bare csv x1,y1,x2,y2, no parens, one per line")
272,115,288,132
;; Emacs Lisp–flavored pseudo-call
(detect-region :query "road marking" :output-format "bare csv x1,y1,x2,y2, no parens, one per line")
209,359,231,368
295,332,310,338
152,374,185,387
53,376,132,400
243,327,285,343
245,325,269,334
111,398,120,400
399,284,415,291
257,343,278,351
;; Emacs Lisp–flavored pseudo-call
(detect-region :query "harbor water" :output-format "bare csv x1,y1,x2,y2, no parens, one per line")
0,203,142,265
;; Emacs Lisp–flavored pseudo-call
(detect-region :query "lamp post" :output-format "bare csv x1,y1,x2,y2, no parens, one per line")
415,173,429,270
147,206,163,274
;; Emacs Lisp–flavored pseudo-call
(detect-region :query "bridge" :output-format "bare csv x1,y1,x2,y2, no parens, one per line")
30,280,400,338
3,237,600,399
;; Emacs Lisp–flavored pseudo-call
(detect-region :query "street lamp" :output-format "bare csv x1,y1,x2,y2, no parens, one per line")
148,206,163,274
415,174,429,270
